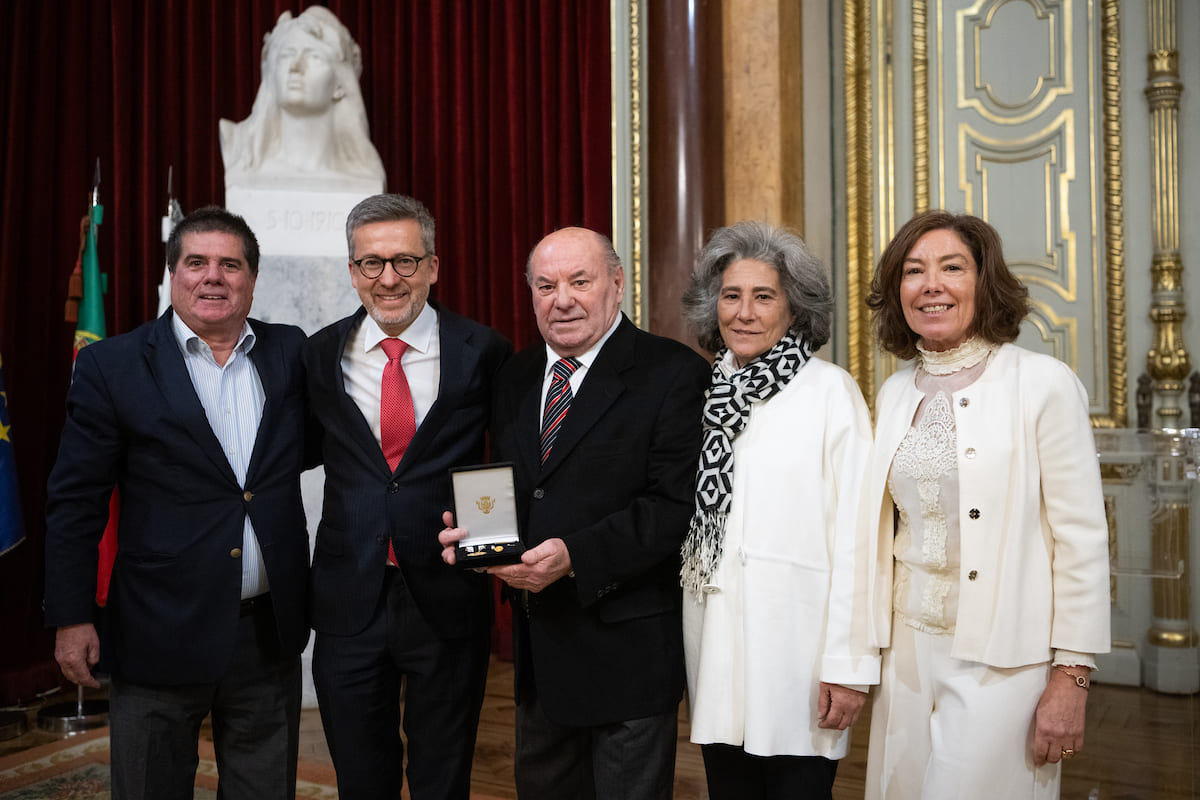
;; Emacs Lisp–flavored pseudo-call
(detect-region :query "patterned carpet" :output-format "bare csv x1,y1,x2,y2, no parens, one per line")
0,728,339,799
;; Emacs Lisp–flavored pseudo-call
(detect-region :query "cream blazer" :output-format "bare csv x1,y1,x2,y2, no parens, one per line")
865,344,1111,667
684,358,880,758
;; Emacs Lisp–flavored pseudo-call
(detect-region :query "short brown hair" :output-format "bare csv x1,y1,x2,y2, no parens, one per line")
867,210,1028,360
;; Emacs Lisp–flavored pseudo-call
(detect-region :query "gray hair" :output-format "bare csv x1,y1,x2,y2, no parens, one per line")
682,220,832,353
345,194,436,258
525,228,622,284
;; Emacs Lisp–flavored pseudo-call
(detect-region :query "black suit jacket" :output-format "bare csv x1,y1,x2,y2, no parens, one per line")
44,311,312,685
493,315,709,726
304,305,512,639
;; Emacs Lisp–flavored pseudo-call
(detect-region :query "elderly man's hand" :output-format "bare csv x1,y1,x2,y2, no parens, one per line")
55,623,102,689
488,538,572,593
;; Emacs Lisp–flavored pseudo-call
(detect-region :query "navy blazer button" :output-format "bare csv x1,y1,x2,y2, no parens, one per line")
376,535,386,544
968,569,978,580
533,488,545,499
230,548,242,558
969,508,981,519
389,481,400,494
243,490,253,502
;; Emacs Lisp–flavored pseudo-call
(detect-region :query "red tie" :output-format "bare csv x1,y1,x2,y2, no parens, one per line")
380,338,415,565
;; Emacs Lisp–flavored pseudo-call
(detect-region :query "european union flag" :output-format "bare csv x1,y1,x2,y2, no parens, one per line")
0,353,24,556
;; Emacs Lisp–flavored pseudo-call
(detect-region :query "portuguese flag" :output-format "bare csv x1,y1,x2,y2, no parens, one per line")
65,178,118,607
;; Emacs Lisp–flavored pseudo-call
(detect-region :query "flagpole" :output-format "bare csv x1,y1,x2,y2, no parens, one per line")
157,166,183,317
39,159,110,736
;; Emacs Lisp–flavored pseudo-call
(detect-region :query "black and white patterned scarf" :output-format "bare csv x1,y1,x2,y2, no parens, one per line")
680,330,811,598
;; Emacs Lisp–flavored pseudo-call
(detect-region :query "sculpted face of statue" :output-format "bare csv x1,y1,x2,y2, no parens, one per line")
272,29,343,116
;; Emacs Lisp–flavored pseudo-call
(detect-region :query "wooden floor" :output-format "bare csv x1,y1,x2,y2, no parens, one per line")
4,656,1197,798
318,656,1197,799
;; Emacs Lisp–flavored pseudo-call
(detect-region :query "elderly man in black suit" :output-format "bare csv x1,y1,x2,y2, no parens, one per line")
442,227,709,800
304,194,511,800
45,207,311,800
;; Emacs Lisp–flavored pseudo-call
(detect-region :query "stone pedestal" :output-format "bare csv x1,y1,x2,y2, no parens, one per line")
1144,640,1200,694
1096,429,1200,695
227,187,368,259
1094,643,1142,686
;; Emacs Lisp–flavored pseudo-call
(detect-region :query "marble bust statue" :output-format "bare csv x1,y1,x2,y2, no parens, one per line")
220,7,385,193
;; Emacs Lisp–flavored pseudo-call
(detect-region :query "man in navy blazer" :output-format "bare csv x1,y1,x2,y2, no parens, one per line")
45,207,312,800
304,194,511,799
442,227,709,800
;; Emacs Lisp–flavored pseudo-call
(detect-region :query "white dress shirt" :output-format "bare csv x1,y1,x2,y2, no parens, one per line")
171,313,268,600
341,303,441,451
538,313,622,424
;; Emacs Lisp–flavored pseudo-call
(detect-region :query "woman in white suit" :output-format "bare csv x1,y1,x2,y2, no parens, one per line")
863,211,1111,799
680,221,879,799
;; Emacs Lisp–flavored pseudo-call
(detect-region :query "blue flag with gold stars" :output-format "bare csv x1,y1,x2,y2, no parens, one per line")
0,352,24,556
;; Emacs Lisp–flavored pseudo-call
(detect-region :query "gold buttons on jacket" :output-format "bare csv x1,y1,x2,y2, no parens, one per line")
243,491,253,502
959,397,970,407
230,548,242,558
965,447,976,459
968,570,978,581
969,508,980,519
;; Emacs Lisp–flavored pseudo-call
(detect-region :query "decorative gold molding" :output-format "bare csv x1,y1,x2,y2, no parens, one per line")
627,0,644,329
845,0,874,400
610,0,645,329
1100,0,1128,428
956,0,1073,126
913,0,930,212
1144,0,1189,423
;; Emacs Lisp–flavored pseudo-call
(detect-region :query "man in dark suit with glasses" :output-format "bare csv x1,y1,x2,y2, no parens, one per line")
304,193,511,799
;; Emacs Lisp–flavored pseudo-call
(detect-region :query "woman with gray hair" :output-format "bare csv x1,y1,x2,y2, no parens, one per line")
680,221,879,798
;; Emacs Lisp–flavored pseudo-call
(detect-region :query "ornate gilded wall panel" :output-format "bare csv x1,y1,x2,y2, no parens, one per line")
848,0,1126,425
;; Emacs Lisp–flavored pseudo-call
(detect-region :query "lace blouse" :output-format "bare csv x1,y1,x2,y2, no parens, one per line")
887,349,990,635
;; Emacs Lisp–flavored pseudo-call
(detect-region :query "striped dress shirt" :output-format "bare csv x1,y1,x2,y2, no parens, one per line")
172,313,268,599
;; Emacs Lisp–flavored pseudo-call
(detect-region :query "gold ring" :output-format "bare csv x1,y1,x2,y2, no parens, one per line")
1061,748,1076,759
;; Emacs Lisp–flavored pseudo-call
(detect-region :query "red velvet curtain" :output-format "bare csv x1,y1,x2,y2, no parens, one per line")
0,0,611,704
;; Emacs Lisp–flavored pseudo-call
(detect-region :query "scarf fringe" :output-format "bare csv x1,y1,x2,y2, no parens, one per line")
680,511,728,600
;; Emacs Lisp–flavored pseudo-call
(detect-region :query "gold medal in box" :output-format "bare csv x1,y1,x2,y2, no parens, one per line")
449,463,524,566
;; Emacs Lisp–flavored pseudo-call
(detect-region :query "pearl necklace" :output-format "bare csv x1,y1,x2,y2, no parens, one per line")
916,337,996,375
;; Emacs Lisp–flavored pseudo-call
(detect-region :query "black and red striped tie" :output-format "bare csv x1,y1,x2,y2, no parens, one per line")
540,357,581,463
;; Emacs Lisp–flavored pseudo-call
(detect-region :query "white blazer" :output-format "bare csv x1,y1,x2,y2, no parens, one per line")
865,344,1111,667
684,357,879,758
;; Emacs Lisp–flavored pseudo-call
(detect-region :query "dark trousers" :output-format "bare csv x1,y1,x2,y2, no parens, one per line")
701,743,839,800
313,566,490,800
108,597,301,800
514,686,677,800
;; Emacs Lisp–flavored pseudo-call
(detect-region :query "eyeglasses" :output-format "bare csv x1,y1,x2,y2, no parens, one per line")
351,254,428,279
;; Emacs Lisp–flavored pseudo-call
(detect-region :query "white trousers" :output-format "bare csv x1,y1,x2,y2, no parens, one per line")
864,620,1061,799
